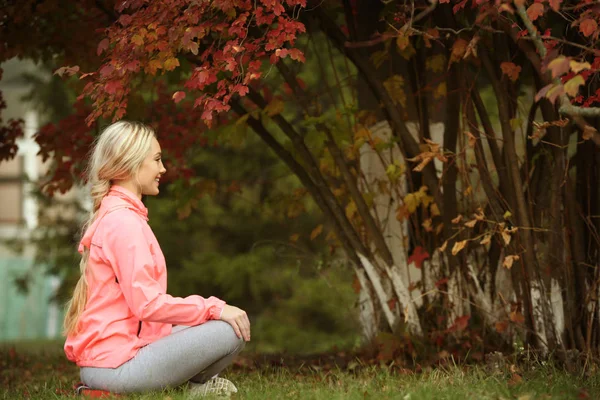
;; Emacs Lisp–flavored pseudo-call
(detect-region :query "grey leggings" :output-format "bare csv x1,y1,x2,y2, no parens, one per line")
80,320,245,393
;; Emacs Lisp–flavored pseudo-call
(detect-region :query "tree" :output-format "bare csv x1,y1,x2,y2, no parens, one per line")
1,0,599,358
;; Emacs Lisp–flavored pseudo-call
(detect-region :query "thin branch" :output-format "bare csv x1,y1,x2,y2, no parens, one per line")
513,2,600,148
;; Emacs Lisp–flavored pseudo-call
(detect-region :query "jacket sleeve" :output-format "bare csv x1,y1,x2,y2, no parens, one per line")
101,210,225,325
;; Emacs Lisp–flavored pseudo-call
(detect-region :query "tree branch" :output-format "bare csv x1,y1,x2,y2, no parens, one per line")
513,2,600,148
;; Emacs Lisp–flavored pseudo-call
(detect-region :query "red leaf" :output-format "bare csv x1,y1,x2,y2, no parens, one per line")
579,18,598,38
548,0,561,12
449,315,470,332
526,3,544,22
408,246,430,269
500,62,521,81
97,39,109,56
172,91,186,103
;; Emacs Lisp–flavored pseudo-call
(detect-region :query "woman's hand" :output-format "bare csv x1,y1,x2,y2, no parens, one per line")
220,305,251,341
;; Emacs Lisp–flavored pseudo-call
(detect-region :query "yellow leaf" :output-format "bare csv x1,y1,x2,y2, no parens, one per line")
452,240,468,256
383,75,406,107
475,208,485,220
404,193,419,214
396,32,410,51
434,82,447,99
503,254,520,269
430,203,441,217
503,210,512,220
310,224,323,240
435,223,444,235
345,201,357,220
439,240,448,252
569,60,591,74
480,234,492,245
421,195,434,208
422,218,433,232
501,229,512,245
426,54,446,72
564,75,585,97
289,233,300,242
164,57,180,71
132,34,144,46
464,219,477,228
265,98,285,116
463,186,473,196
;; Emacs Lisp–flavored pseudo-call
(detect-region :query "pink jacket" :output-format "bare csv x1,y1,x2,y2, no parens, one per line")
64,186,225,368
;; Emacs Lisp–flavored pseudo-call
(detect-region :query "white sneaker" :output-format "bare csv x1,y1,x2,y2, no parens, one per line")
188,377,238,398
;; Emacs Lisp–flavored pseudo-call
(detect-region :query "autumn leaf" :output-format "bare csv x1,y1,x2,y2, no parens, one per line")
408,246,430,269
464,219,477,228
439,240,448,252
480,234,492,245
500,62,521,82
503,210,512,220
569,60,591,74
564,75,585,97
310,224,323,240
501,229,512,246
449,315,470,332
547,0,561,12
503,254,520,269
465,131,477,147
451,214,463,224
97,38,109,56
164,57,180,71
526,3,544,22
264,98,285,116
583,125,597,141
345,200,357,220
495,320,509,333
449,38,468,64
452,240,468,256
547,56,570,78
172,91,186,103
426,54,446,72
579,18,598,38
510,310,525,324
289,233,299,243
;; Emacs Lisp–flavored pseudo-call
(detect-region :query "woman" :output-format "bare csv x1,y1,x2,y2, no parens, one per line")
63,121,250,397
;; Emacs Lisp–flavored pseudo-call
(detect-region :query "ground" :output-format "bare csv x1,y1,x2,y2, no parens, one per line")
2,340,599,399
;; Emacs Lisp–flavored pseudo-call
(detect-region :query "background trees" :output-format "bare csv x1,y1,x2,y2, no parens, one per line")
1,0,599,358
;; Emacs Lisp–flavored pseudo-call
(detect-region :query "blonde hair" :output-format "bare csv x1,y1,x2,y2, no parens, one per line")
63,120,156,336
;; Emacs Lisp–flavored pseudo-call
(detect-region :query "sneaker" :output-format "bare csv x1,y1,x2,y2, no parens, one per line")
188,377,238,398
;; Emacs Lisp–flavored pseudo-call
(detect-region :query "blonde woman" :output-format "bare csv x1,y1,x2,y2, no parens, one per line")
63,121,249,397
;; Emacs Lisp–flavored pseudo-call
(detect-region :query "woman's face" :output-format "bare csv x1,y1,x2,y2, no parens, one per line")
137,137,167,196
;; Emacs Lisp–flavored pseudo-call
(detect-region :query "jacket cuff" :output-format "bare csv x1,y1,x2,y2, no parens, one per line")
209,297,226,320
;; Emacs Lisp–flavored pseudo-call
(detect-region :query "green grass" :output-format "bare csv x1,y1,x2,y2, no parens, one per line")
2,341,599,399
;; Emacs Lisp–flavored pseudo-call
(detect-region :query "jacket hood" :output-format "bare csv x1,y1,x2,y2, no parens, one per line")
78,185,148,253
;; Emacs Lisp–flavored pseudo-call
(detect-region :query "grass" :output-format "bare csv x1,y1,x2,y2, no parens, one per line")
2,340,599,399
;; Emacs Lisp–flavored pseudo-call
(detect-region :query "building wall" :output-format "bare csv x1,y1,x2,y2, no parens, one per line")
0,59,65,341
